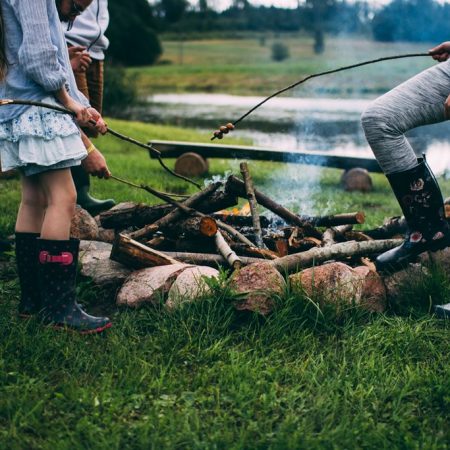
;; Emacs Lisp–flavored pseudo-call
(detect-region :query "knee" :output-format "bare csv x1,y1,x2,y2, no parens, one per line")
361,102,399,141
21,190,47,211
48,186,77,215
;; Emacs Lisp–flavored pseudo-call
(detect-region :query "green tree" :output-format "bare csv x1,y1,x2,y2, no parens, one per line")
107,0,162,66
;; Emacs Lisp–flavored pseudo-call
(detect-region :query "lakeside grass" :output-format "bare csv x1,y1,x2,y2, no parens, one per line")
0,118,449,449
127,36,435,96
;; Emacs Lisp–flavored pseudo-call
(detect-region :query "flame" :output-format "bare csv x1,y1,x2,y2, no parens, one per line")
239,202,251,216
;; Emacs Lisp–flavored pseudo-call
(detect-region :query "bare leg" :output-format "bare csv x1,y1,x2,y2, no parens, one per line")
38,169,77,240
15,174,47,233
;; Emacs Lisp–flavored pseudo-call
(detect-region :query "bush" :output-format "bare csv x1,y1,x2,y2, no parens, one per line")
103,64,138,116
271,42,289,62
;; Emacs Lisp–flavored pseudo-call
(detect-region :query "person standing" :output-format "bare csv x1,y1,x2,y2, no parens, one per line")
0,0,112,333
64,0,115,215
361,42,450,319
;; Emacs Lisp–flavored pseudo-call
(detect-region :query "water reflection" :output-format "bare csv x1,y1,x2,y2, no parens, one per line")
127,93,450,175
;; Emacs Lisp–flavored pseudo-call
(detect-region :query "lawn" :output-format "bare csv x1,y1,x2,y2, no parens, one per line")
127,36,436,96
0,118,449,449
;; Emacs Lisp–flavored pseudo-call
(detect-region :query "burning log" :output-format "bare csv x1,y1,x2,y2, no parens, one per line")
111,234,179,269
211,213,271,228
240,162,265,249
225,175,322,238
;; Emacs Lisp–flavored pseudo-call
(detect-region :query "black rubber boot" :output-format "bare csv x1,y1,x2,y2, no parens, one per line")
71,165,115,216
37,238,112,334
15,232,40,318
376,159,450,272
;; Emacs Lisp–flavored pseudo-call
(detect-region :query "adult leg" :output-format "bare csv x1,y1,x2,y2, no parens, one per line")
36,168,111,332
15,174,47,317
362,62,450,317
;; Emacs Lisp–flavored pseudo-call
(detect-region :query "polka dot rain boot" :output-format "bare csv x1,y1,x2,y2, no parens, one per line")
37,238,112,334
15,232,41,318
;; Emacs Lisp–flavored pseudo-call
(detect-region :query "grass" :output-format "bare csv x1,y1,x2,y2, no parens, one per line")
128,36,436,96
0,118,449,449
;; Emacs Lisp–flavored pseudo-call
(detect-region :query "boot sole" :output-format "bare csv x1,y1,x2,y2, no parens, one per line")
51,321,112,335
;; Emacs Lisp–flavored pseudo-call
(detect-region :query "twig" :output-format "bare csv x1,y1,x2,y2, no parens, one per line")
240,162,265,249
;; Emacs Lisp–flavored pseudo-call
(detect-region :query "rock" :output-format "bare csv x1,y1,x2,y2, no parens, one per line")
97,226,116,244
420,247,450,276
116,263,192,308
71,206,99,240
174,152,209,177
166,266,220,309
341,168,373,192
79,240,131,291
383,263,429,308
230,261,286,315
290,261,386,313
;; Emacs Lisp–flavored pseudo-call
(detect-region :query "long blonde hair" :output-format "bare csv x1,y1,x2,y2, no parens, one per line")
0,3,7,81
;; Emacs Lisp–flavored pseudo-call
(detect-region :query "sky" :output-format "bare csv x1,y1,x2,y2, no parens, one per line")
198,0,392,10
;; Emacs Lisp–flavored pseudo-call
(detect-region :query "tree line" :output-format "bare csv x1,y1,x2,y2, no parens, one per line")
107,0,450,66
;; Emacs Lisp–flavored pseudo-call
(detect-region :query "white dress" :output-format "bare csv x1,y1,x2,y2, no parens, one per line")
0,97,87,176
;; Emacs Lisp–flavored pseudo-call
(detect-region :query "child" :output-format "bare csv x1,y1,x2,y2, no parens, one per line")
361,41,450,319
0,0,112,333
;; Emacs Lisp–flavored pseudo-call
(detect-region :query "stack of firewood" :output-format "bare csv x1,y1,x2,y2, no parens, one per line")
100,164,407,274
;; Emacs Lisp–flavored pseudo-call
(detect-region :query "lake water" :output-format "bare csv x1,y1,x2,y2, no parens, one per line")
126,93,450,176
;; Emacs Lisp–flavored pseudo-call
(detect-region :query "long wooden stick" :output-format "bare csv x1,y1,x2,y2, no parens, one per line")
272,239,402,274
214,231,242,270
240,162,265,249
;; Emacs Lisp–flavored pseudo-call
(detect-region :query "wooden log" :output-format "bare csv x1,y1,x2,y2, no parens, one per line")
128,182,222,239
343,231,373,242
240,162,265,249
110,234,179,269
215,231,242,269
272,239,402,274
306,212,365,227
100,202,173,229
322,225,353,247
163,251,262,267
165,216,218,239
230,243,278,260
101,187,238,230
174,152,208,177
211,213,271,228
226,175,322,238
364,216,407,239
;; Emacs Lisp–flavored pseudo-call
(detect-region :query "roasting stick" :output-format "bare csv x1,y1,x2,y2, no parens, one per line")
210,52,431,140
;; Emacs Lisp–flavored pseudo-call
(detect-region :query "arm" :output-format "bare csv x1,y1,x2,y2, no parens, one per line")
16,0,67,91
80,131,111,179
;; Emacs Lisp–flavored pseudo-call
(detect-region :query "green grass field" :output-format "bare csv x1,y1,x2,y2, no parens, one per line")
128,36,436,96
0,118,449,449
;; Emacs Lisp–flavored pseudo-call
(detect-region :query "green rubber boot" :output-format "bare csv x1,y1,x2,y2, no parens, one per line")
71,165,115,216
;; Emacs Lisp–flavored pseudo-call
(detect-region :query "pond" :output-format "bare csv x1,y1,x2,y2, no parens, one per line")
125,93,450,176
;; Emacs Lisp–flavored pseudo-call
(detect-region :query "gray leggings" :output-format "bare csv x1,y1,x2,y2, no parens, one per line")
361,60,450,174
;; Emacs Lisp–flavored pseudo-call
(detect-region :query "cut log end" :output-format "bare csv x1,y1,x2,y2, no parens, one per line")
174,152,208,177
199,216,218,237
